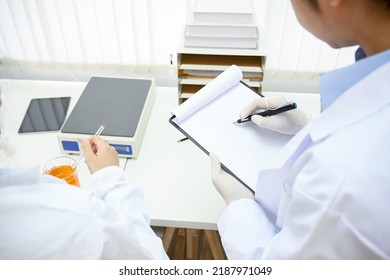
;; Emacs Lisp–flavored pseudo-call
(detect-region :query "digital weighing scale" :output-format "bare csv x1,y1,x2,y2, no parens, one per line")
57,76,156,158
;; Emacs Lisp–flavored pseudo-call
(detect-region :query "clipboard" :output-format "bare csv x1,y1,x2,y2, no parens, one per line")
169,113,254,192
169,65,293,192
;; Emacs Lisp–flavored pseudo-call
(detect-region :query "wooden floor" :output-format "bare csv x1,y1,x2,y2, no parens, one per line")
153,227,227,260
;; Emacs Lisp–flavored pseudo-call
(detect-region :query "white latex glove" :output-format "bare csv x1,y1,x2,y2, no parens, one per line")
240,95,308,135
210,153,254,205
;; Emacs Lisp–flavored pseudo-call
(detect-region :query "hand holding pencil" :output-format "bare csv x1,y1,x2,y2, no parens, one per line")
239,95,308,135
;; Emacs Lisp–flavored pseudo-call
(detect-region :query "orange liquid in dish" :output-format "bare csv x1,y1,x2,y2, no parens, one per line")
47,165,80,187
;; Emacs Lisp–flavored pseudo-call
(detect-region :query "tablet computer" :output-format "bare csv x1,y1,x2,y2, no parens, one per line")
18,97,71,133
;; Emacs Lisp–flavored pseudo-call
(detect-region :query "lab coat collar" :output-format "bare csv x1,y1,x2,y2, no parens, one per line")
257,61,390,175
309,61,390,143
255,61,390,224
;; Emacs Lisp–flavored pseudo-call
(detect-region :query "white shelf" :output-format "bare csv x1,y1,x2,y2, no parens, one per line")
177,26,266,103
179,77,262,87
178,26,267,56
179,63,262,73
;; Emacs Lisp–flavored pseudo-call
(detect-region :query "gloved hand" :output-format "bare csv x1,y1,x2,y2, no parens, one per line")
240,95,308,135
210,153,254,205
81,136,119,174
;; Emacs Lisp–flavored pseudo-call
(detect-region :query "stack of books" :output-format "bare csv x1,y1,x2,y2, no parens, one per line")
184,0,258,49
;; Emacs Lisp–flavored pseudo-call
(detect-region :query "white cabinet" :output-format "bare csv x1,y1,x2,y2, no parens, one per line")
177,34,266,103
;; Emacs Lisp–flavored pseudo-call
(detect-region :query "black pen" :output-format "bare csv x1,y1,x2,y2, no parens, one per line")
234,102,297,124
177,137,188,143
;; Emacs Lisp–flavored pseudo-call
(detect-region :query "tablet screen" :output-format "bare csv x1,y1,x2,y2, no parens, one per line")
18,97,71,133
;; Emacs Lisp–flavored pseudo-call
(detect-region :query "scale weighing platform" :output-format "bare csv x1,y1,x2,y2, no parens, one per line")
57,76,156,158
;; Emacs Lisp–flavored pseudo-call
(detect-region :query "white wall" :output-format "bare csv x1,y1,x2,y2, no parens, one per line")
0,0,357,92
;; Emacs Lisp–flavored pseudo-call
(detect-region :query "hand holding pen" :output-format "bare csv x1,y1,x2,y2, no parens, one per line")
234,102,297,124
236,95,308,135
178,102,296,143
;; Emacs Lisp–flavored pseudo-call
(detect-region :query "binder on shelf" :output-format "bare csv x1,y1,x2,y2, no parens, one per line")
179,53,263,72
179,76,262,90
178,68,263,81
170,65,292,192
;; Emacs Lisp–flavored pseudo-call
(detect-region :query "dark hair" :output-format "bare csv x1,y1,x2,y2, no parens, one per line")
307,0,390,12
380,0,390,8
376,0,390,9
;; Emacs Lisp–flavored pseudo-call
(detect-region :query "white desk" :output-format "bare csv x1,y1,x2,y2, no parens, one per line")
0,80,127,188
125,87,226,230
0,79,226,231
0,79,321,232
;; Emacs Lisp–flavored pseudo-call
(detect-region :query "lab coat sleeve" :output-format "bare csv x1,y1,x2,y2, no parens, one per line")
218,199,276,259
261,150,390,259
260,186,386,259
88,166,168,259
263,118,390,259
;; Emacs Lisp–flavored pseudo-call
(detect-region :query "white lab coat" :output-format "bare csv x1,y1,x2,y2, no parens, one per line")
0,165,168,259
218,61,390,259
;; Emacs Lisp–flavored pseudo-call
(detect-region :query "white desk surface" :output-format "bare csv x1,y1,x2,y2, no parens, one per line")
0,79,320,230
